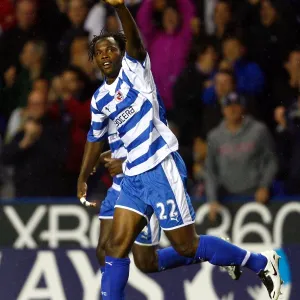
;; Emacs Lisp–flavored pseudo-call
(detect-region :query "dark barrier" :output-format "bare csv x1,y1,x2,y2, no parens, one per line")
0,199,299,299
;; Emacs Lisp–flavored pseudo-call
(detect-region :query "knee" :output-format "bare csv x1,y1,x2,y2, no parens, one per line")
133,253,156,273
174,241,197,258
134,257,149,273
105,234,129,258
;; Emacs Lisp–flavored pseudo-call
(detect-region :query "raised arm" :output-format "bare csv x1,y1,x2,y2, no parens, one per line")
104,0,146,61
177,0,195,39
136,0,157,47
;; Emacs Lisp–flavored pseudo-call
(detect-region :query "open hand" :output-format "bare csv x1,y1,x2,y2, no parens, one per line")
103,0,124,7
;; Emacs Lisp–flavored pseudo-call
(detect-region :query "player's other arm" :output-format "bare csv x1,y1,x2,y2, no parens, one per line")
77,141,105,198
77,97,108,199
104,0,146,62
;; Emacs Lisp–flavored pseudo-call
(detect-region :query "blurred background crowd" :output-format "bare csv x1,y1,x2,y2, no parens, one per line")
1,0,300,215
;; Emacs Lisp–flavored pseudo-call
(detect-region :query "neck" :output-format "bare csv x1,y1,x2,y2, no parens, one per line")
29,63,42,80
106,76,117,85
226,119,243,132
216,25,225,37
165,28,175,35
289,71,299,88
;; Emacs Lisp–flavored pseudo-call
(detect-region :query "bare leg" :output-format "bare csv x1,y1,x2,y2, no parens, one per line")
105,207,147,258
132,244,159,273
96,219,113,266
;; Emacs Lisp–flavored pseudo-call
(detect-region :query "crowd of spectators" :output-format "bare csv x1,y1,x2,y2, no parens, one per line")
0,0,300,213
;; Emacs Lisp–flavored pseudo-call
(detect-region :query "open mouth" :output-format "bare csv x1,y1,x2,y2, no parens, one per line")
103,62,112,70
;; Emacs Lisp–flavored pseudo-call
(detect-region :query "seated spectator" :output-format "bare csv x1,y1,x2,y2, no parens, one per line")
205,92,278,222
272,49,300,109
0,0,43,74
173,42,218,145
2,40,50,119
247,0,296,76
203,36,265,104
222,36,265,96
201,70,236,137
49,66,91,195
209,0,237,53
69,35,101,87
2,90,68,197
274,92,300,194
59,0,89,68
5,78,49,143
137,0,195,111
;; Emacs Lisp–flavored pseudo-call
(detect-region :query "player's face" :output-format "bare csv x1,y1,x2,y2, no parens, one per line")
94,38,123,79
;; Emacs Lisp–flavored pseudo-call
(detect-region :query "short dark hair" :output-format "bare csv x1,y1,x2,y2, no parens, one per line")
195,43,216,57
88,30,127,61
217,70,236,85
216,0,232,11
62,65,88,83
223,34,245,46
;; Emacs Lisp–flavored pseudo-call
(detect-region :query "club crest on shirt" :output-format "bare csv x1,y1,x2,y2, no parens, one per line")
115,90,124,102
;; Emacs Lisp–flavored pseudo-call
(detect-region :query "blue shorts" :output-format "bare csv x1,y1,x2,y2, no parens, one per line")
116,152,195,230
99,188,161,245
99,188,119,219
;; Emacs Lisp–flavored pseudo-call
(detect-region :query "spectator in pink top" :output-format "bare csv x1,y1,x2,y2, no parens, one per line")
137,0,195,111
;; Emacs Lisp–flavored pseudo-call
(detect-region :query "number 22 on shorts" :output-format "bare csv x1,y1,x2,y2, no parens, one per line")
156,200,178,221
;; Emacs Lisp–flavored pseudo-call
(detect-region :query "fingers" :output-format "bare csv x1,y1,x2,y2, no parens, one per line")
79,197,96,207
90,167,96,175
104,157,113,162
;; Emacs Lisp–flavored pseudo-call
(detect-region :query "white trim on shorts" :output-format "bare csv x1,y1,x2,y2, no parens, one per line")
98,216,114,220
115,205,149,223
161,220,195,231
134,241,160,246
161,155,193,229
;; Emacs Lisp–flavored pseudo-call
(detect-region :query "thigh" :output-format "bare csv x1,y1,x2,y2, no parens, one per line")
106,207,148,258
98,219,113,248
96,219,113,265
145,153,196,230
164,223,199,257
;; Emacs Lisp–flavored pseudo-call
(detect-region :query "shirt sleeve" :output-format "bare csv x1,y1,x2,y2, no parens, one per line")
87,96,109,142
121,52,153,93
